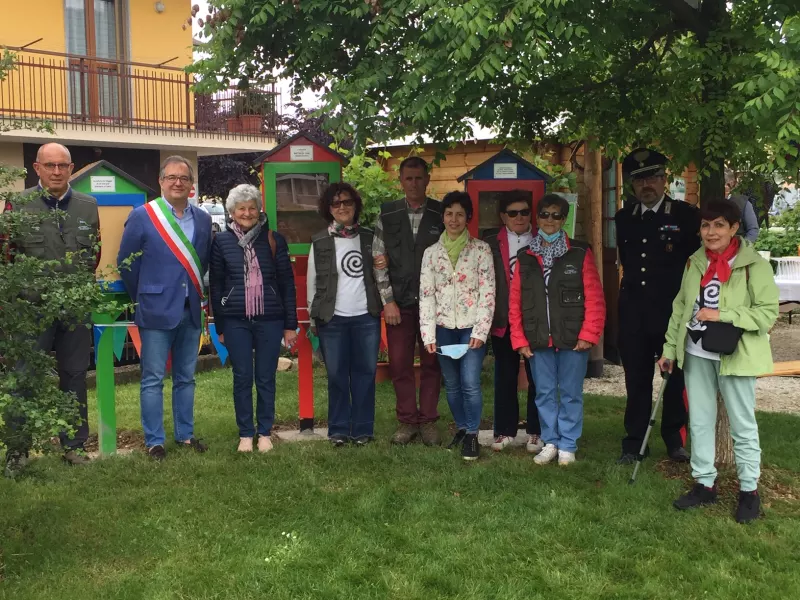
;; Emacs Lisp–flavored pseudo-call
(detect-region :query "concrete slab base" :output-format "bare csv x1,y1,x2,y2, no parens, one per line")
275,428,328,442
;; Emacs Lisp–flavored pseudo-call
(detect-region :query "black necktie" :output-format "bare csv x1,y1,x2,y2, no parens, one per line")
643,210,655,222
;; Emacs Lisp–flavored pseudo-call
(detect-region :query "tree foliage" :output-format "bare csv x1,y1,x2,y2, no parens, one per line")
755,204,800,258
192,0,800,197
198,152,261,201
341,150,401,228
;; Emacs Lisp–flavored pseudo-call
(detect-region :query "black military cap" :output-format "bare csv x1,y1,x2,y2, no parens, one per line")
622,148,668,179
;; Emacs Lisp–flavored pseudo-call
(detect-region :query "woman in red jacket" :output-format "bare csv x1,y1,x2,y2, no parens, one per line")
509,194,605,466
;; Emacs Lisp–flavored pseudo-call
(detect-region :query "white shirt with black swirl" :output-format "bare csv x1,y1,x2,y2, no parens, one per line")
685,258,735,361
332,236,369,317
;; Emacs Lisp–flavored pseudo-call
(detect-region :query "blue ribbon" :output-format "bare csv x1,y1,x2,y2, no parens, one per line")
208,323,228,365
93,325,104,359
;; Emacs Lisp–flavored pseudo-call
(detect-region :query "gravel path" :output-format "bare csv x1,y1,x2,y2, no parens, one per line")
586,315,800,415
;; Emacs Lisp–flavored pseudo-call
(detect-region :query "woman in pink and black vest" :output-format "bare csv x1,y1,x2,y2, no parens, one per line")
482,190,543,455
509,194,605,466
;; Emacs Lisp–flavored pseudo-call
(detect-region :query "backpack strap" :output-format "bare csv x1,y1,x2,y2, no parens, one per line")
268,230,276,259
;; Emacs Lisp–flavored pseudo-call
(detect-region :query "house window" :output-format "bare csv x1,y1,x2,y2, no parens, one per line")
602,160,620,248
65,0,126,120
669,177,686,202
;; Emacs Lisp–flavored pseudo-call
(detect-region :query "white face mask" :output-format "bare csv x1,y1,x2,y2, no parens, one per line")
436,344,469,359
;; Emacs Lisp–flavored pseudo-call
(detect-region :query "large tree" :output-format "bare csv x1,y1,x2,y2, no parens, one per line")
192,0,800,198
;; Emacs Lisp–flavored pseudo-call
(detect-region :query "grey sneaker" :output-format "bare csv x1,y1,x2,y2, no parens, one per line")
63,449,91,466
419,422,441,446
526,434,544,454
4,451,29,479
390,424,419,445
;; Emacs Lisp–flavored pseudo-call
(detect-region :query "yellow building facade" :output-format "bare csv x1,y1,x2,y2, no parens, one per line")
0,0,277,192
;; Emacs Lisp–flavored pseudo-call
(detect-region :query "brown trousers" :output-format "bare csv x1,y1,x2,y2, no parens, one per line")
386,306,442,424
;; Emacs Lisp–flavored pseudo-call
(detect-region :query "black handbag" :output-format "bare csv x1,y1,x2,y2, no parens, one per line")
697,264,751,355
700,321,744,355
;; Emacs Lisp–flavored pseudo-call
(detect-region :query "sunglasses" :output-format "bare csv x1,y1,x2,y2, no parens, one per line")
505,209,531,218
538,211,565,221
331,199,355,209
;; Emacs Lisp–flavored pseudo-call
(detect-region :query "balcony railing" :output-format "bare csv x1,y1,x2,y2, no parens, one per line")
0,47,280,140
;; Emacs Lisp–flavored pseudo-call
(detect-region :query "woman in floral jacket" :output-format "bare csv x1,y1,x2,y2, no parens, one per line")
419,191,496,461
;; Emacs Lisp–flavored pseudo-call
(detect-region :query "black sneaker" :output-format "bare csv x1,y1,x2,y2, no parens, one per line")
329,435,348,447
616,453,637,465
352,436,373,446
147,445,166,461
447,429,466,450
461,433,479,461
178,438,208,453
735,490,761,524
4,450,29,479
673,483,718,510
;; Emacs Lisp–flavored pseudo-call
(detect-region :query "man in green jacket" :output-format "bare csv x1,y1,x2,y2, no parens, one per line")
4,143,100,478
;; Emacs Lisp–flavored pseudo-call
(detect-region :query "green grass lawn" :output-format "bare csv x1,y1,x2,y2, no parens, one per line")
1,367,799,600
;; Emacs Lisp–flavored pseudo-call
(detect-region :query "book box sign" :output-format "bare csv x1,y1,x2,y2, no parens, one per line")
290,145,314,161
90,176,116,192
493,163,518,179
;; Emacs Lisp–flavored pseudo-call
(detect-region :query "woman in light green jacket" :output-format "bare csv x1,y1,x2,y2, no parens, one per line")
657,199,778,524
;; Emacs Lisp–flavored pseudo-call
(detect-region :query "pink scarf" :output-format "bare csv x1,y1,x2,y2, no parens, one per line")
230,217,265,318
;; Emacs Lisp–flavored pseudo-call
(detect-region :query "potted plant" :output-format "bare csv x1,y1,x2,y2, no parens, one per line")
233,89,275,134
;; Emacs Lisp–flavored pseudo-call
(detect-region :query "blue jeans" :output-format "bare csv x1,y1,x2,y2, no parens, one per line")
225,319,284,438
436,326,486,434
529,348,589,452
317,313,380,438
139,308,202,448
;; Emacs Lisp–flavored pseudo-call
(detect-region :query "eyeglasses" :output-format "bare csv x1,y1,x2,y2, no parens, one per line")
505,209,531,218
38,162,72,172
538,211,565,221
331,199,355,209
162,175,192,184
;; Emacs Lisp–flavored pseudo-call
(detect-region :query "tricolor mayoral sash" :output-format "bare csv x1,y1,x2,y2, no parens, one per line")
144,197,208,327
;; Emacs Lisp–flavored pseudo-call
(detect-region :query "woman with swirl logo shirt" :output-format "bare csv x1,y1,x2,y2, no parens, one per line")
658,199,779,524
307,183,382,446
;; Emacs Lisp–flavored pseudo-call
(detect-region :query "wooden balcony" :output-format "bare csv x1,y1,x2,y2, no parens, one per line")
0,47,280,142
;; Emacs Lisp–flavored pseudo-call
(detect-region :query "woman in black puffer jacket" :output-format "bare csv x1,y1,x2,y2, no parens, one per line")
209,184,297,453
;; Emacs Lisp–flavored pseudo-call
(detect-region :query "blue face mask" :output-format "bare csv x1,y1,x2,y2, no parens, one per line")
437,344,469,359
538,229,561,243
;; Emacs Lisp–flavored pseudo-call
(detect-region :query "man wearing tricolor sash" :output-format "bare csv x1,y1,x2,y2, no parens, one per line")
118,156,213,461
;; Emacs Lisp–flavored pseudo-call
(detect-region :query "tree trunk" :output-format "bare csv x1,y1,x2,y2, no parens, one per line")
715,391,735,466
698,0,735,466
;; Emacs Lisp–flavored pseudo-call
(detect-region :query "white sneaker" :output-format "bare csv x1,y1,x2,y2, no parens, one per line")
558,450,576,466
534,443,558,465
491,435,514,452
238,437,253,452
526,434,544,455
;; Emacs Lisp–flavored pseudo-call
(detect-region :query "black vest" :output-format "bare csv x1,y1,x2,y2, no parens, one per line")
518,240,589,350
482,228,510,331
380,198,443,307
309,228,381,325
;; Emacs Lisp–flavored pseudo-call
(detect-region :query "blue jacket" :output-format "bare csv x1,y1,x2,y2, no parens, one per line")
209,225,297,335
117,203,212,330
